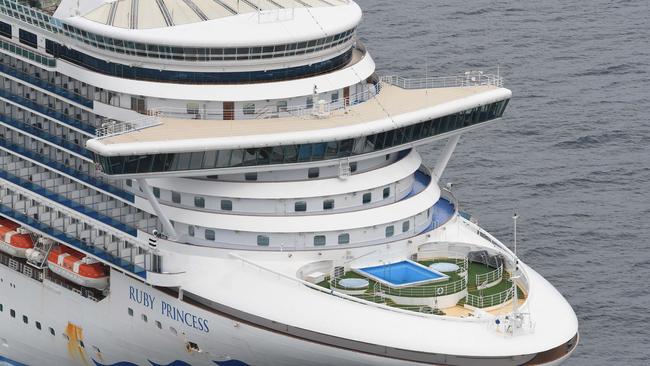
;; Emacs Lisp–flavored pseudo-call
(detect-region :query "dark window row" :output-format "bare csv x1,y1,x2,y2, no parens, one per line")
59,22,355,61
45,39,353,84
95,100,509,176
0,2,355,61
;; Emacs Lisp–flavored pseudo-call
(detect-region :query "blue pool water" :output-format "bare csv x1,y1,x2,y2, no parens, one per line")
358,260,448,287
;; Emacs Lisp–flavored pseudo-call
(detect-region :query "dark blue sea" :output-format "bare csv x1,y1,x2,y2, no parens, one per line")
357,0,649,364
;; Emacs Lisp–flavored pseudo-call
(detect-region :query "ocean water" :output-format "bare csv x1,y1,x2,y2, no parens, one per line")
356,0,649,365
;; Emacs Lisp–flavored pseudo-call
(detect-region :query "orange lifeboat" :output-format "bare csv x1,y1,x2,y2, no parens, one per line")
47,246,109,290
0,219,34,258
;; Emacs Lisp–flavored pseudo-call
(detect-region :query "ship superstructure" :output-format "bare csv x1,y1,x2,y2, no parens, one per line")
0,0,578,365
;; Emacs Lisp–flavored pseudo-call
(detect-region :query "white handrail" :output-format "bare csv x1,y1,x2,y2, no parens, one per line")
467,287,514,309
95,116,161,139
380,71,504,89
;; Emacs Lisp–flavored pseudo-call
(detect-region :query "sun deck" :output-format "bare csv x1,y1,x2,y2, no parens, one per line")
98,84,501,146
83,0,348,29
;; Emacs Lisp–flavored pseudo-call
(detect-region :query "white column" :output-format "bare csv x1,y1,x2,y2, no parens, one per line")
431,134,461,182
137,179,178,240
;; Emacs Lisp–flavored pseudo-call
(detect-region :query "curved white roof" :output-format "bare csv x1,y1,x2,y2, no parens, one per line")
56,0,362,47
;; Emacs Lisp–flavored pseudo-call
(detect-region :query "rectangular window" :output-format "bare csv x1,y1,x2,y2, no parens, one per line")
323,199,334,210
125,179,132,187
383,187,391,199
36,321,42,330
314,235,326,246
19,29,37,48
385,225,395,238
153,187,160,198
257,235,270,246
308,168,320,179
0,21,11,38
194,196,205,208
171,191,181,204
350,162,358,173
188,225,195,237
245,172,258,181
338,233,350,245
221,200,233,211
402,221,410,232
362,193,372,204
205,230,216,241
295,201,307,212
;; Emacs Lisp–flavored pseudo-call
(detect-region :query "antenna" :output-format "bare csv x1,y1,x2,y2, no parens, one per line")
513,212,519,257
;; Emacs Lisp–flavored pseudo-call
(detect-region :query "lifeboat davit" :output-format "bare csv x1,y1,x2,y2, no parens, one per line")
0,219,34,258
47,246,109,290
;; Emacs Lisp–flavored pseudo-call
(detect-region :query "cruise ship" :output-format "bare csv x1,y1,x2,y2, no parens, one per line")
0,0,578,365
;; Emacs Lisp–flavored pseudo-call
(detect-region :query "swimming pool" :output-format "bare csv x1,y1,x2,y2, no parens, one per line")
355,260,449,288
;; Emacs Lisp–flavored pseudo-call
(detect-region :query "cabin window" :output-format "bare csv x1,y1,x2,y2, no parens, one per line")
350,162,358,173
125,179,132,187
338,233,350,245
10,309,15,318
153,187,160,198
188,226,195,237
221,200,233,211
141,314,148,323
156,321,162,329
49,327,55,336
323,199,335,210
383,187,390,199
295,201,307,212
0,21,11,38
402,221,410,232
308,167,320,179
362,193,372,204
245,172,258,181
257,235,270,247
127,308,133,317
314,235,326,246
205,230,216,241
194,196,205,208
171,191,181,204
385,226,394,238
19,29,37,48
22,315,28,324
306,96,313,109
36,321,41,330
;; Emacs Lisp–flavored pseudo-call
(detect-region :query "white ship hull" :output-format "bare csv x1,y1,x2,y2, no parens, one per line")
0,217,578,366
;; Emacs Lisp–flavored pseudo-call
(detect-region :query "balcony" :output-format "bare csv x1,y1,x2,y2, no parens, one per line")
0,137,133,202
0,61,93,107
0,87,96,135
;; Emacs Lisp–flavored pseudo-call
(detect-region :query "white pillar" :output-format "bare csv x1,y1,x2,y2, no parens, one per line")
137,179,178,240
432,134,461,182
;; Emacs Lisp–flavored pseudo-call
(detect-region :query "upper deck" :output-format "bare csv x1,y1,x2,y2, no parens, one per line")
95,84,504,150
87,74,511,176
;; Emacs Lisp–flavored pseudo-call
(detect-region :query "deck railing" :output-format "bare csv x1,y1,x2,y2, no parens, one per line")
374,277,467,298
466,286,514,309
380,71,504,89
95,116,161,139
475,265,504,288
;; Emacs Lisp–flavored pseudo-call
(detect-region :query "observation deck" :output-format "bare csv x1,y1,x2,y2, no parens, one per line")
86,73,511,176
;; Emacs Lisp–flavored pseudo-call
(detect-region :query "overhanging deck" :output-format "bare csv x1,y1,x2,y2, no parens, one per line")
88,84,511,156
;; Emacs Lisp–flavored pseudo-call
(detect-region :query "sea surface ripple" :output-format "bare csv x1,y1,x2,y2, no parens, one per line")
356,0,649,364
